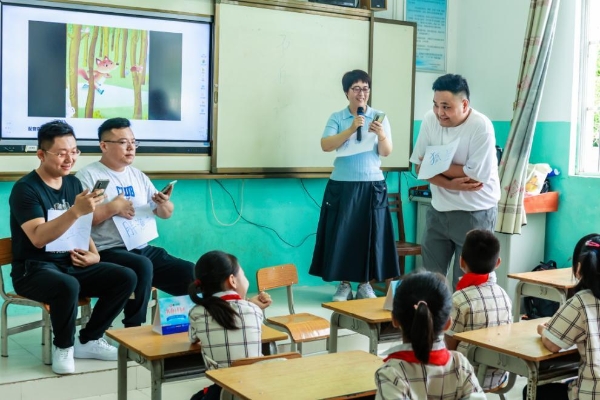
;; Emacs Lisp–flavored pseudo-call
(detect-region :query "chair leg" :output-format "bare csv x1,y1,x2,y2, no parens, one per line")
399,257,406,276
81,303,92,328
290,341,297,353
1,300,10,357
42,311,52,365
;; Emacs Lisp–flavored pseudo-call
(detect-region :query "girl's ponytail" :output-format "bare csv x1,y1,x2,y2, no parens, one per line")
410,301,434,363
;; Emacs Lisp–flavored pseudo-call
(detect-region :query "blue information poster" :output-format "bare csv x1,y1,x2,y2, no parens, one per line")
405,0,447,72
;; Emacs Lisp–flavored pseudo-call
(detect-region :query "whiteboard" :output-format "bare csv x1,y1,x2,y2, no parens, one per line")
213,3,415,172
372,19,416,170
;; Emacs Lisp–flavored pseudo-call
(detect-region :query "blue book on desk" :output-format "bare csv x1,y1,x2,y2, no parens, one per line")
152,295,195,335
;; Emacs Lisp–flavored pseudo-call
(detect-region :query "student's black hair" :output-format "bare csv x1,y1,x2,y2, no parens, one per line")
342,69,372,93
432,73,470,101
392,272,452,363
573,234,600,299
38,120,76,150
188,250,242,330
97,117,131,141
461,229,500,274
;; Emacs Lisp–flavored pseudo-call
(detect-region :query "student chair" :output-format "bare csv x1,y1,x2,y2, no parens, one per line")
0,237,92,365
372,193,422,293
256,264,330,354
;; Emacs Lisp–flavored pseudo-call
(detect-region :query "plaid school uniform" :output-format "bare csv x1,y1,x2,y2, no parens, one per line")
446,274,513,390
188,290,264,369
543,289,600,400
375,338,486,400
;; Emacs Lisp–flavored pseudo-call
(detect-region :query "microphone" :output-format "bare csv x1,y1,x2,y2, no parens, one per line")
357,107,364,142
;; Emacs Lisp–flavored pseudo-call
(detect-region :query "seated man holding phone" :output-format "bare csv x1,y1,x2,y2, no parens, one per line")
76,117,194,327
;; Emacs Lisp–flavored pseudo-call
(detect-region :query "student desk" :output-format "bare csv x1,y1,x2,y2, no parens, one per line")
454,318,579,400
206,350,382,399
105,325,288,400
322,297,398,355
508,268,577,321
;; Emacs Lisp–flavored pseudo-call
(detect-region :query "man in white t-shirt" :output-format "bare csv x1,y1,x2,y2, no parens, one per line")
76,118,194,327
409,74,500,288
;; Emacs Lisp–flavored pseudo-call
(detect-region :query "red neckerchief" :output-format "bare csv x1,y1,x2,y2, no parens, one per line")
384,348,451,366
220,293,242,301
456,273,489,291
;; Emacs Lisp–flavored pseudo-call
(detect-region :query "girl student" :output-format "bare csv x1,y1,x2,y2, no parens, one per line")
533,233,600,400
375,271,485,400
188,250,272,400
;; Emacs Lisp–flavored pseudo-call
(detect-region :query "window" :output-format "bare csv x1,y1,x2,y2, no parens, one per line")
577,0,600,174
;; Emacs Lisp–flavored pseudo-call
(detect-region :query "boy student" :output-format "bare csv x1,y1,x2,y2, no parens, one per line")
75,117,194,328
445,229,512,390
9,120,137,375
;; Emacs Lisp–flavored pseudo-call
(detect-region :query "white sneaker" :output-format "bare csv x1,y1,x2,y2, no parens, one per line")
356,283,377,299
74,337,118,361
52,345,75,374
332,282,353,302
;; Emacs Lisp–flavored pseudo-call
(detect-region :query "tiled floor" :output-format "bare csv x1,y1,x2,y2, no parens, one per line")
0,284,526,399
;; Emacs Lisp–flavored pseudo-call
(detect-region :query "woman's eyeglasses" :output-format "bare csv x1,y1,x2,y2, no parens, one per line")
350,86,370,94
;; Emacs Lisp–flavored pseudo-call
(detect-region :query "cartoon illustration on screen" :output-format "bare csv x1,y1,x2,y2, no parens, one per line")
78,56,119,95
66,24,151,120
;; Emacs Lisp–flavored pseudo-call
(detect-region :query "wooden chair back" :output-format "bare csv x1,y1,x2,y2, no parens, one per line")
230,351,301,367
256,264,298,291
0,238,13,300
387,192,406,242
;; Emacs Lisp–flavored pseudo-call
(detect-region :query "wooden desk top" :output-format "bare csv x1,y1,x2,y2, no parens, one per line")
508,267,577,289
206,350,382,400
322,297,391,324
453,318,578,362
105,325,287,361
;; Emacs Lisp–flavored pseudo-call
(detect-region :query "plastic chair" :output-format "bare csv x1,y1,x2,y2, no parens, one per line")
372,192,422,293
0,237,92,365
256,264,329,353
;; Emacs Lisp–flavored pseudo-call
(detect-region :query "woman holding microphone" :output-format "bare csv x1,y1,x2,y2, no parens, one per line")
309,69,399,301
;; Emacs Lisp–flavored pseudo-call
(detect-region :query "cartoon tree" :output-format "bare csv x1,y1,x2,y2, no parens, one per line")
68,24,82,117
120,29,129,78
139,31,148,85
84,26,100,118
130,30,143,119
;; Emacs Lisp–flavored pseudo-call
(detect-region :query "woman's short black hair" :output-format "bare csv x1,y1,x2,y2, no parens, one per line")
342,69,371,93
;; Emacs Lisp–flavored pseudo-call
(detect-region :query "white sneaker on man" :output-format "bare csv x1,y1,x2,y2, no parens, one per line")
356,283,377,299
52,345,75,374
332,282,354,301
74,337,118,361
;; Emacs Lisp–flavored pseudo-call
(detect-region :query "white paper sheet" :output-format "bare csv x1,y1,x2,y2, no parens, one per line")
46,211,92,252
335,131,378,157
417,139,460,180
112,204,159,250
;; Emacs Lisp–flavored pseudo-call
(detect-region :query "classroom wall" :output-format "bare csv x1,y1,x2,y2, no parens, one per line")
3,0,592,316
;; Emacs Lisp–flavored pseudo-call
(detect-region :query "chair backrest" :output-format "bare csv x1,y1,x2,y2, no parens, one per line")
0,238,13,300
256,264,298,291
256,264,298,316
230,351,301,367
387,193,406,242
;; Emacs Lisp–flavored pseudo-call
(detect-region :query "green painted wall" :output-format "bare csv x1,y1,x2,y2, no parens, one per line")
1,119,577,316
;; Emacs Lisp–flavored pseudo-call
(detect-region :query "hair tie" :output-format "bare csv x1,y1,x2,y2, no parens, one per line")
413,300,428,309
585,240,600,249
194,279,201,287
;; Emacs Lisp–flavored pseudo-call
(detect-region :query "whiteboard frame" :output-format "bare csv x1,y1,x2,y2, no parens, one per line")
212,0,415,173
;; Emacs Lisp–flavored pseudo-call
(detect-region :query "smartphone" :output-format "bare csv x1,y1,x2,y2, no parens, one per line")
92,179,109,197
161,180,178,194
374,113,386,123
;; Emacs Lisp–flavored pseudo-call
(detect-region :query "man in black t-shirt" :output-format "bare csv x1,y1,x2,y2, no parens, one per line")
9,120,137,375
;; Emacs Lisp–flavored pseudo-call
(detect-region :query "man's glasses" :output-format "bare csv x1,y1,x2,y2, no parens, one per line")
44,149,82,159
350,86,370,94
103,140,141,149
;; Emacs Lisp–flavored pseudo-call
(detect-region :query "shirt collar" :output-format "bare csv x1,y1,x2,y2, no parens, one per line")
342,106,372,119
380,335,447,356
